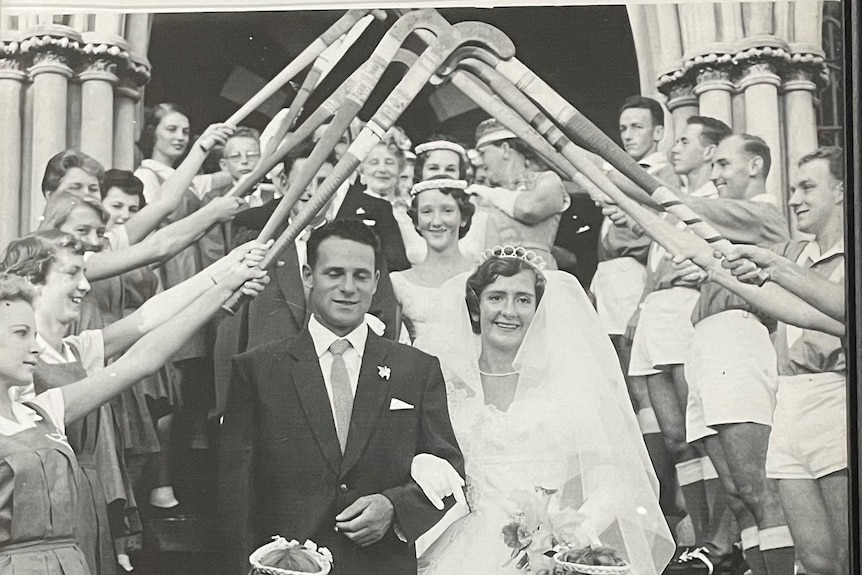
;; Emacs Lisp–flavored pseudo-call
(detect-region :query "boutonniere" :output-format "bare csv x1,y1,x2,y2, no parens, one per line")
378,365,391,380
355,207,367,215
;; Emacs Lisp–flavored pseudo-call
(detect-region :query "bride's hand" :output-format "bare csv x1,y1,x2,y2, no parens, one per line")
411,454,466,510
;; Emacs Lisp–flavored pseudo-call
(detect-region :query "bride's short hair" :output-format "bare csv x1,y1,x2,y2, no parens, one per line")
465,257,545,334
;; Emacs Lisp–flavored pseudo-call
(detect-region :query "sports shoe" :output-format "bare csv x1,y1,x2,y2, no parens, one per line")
677,546,715,574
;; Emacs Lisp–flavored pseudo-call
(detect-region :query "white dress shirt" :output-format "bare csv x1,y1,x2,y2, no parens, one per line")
307,315,368,424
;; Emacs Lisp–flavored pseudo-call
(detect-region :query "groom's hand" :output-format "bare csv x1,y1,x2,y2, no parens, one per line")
335,494,395,547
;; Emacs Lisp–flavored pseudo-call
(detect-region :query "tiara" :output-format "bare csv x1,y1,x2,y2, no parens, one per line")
414,140,467,157
409,178,468,197
480,245,547,270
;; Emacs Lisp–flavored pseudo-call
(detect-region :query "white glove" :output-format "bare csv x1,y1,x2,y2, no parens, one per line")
411,454,466,510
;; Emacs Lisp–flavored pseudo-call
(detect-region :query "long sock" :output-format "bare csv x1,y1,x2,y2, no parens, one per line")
741,527,768,575
702,456,736,555
677,458,707,544
759,526,795,575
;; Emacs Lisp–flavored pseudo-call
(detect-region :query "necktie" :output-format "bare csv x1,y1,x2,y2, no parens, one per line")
329,339,353,452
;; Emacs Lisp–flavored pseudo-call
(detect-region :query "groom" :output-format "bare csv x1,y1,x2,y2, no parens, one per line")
218,219,464,575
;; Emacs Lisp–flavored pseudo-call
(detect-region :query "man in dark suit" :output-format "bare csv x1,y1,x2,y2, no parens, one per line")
218,219,464,575
213,147,400,413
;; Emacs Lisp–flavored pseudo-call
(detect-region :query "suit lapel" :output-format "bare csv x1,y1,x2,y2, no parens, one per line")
287,331,341,474
340,333,391,477
276,245,307,328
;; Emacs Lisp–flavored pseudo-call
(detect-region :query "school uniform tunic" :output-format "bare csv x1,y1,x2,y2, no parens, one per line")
0,389,91,574
32,333,117,575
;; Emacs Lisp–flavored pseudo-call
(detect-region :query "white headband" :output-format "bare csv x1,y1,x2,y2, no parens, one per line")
409,178,468,197
475,128,517,149
414,140,467,157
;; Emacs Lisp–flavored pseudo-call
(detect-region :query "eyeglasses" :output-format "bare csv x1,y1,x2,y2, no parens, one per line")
225,151,261,162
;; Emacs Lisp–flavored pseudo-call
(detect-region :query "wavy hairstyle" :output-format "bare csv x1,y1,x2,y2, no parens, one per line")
0,231,84,286
39,191,109,232
0,273,38,306
414,134,470,181
465,255,546,334
138,102,190,161
407,175,476,239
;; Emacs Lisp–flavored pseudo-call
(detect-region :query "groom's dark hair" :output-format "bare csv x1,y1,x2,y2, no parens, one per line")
306,218,383,271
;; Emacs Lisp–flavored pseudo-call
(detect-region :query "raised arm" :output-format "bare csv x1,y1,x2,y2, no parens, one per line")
83,195,246,281
721,244,845,322
99,240,269,359
468,171,569,225
123,124,235,244
673,237,844,336
61,244,269,423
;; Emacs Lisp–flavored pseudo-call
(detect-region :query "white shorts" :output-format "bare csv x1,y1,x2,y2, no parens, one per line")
766,372,847,480
685,311,778,442
590,257,646,336
629,287,700,376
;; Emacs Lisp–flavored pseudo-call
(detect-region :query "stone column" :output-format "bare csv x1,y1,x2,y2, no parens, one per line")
0,36,27,245
781,68,819,175
693,65,734,127
21,25,81,230
664,82,698,141
738,60,784,207
79,33,128,169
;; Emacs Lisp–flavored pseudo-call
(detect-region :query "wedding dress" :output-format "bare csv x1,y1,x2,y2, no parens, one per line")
420,270,674,575
390,270,473,357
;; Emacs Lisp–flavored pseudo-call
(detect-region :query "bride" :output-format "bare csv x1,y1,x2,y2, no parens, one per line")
413,246,674,575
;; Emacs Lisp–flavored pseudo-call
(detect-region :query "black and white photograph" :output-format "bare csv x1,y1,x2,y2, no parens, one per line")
0,1,856,574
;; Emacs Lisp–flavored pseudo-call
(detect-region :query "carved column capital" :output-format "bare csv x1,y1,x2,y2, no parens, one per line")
693,64,736,96
0,36,28,81
781,68,818,95
79,33,132,84
737,60,781,91
20,25,82,78
664,82,698,112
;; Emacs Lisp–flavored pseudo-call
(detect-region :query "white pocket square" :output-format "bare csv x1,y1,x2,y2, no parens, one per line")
389,398,413,411
362,219,376,227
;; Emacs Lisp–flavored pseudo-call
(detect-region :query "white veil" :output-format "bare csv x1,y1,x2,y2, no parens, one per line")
435,269,674,575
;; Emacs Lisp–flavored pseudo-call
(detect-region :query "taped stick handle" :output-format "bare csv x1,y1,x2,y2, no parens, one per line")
225,9,372,126
258,110,358,241
222,155,362,314
448,71,575,179
491,57,768,286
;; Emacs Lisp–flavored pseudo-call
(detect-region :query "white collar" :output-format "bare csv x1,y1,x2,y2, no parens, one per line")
35,333,74,364
690,181,719,199
308,315,368,359
638,150,667,170
139,158,176,178
801,238,844,264
0,399,43,436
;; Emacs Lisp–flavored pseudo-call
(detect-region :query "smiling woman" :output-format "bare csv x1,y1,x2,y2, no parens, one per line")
0,234,270,574
418,251,674,574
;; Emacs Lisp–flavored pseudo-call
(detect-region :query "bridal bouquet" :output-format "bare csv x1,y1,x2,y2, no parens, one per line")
500,486,591,574
249,537,333,575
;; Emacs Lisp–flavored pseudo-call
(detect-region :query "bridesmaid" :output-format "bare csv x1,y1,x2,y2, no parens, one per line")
389,176,475,352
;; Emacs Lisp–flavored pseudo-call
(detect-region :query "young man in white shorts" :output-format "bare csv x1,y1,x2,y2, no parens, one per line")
703,147,848,575
628,116,735,571
683,135,793,575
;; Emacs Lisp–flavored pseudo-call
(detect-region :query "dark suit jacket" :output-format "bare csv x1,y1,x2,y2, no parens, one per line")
231,180,410,273
212,244,399,414
218,329,464,575
335,181,411,273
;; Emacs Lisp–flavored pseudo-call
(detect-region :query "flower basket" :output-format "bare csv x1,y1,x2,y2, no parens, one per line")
553,549,630,575
249,537,333,575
